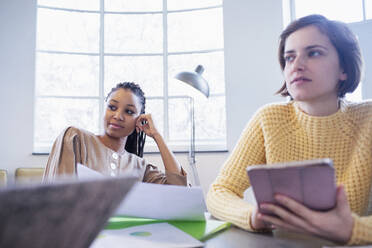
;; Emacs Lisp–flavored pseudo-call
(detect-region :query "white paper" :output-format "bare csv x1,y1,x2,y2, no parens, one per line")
77,164,206,221
77,163,105,179
91,223,204,248
116,182,206,221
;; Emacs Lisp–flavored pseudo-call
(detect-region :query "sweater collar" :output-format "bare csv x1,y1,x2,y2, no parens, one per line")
292,99,348,125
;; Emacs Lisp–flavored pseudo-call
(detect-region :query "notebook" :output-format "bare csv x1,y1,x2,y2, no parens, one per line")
106,215,231,242
0,176,137,248
92,222,205,248
246,158,337,215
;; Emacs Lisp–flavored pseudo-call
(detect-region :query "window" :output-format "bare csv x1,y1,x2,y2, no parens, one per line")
283,0,372,102
34,0,226,153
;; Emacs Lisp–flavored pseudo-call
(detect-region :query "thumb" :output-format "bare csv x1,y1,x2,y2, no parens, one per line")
336,185,350,212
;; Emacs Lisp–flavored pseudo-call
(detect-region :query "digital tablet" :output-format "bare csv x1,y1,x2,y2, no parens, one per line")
246,158,337,215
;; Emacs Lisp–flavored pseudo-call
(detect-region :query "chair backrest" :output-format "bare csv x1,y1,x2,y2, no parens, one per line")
0,170,7,187
15,168,45,185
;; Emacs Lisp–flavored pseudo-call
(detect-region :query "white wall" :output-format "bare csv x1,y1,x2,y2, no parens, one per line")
223,0,284,149
349,21,372,100
0,0,37,180
0,0,284,193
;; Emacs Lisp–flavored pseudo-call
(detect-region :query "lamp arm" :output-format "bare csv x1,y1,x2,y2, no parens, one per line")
189,97,200,186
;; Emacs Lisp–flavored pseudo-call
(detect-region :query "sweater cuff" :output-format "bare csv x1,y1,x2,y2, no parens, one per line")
347,213,368,245
248,210,255,230
247,208,272,233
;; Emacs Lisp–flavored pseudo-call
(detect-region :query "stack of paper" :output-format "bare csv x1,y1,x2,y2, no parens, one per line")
78,163,206,221
116,182,206,221
77,164,230,246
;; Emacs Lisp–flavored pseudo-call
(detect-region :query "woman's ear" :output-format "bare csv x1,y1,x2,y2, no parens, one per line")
340,71,347,81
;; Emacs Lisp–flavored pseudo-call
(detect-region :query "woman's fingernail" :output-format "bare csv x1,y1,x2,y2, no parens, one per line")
275,195,283,201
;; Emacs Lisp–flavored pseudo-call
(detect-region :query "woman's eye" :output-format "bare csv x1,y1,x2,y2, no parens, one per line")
284,55,295,63
108,104,117,111
126,109,135,115
309,50,321,57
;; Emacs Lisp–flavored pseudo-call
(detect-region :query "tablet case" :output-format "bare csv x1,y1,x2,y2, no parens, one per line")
246,158,337,215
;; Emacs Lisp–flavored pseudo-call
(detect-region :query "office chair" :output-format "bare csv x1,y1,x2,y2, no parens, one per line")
0,169,7,187
15,167,45,185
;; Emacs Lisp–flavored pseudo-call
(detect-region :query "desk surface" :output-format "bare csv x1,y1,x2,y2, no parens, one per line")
205,226,336,248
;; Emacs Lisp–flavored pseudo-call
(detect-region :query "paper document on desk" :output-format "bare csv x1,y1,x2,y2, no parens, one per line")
91,223,204,248
77,163,206,221
116,182,206,221
77,163,104,179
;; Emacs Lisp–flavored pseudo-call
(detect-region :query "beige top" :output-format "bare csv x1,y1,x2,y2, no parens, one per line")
43,127,187,185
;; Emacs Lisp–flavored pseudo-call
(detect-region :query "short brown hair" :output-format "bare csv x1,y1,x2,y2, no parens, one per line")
276,14,362,98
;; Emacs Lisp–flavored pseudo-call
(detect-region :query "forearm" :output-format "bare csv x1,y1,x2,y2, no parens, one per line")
206,113,267,228
152,133,182,175
207,182,256,230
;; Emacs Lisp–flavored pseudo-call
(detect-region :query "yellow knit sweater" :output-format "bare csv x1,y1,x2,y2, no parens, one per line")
206,100,372,245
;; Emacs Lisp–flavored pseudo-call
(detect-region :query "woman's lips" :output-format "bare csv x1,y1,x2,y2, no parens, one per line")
109,123,123,129
291,77,311,85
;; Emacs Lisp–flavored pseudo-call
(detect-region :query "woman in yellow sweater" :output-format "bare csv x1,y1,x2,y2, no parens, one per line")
207,14,372,245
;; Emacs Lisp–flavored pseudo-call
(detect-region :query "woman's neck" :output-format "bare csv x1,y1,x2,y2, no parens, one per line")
98,134,127,153
295,97,340,116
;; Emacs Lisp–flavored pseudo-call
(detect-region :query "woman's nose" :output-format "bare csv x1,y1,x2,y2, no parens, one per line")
292,56,306,71
113,111,124,120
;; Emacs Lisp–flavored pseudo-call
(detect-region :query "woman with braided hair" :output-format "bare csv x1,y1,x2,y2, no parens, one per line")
43,82,187,185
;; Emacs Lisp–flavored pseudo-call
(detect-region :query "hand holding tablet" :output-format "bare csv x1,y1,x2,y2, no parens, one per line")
247,158,337,216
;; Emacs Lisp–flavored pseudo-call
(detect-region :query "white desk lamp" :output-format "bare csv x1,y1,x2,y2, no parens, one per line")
174,65,210,186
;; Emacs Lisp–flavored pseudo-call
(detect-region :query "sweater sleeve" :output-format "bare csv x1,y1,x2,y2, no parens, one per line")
206,110,267,230
143,164,188,186
347,213,372,245
42,127,82,182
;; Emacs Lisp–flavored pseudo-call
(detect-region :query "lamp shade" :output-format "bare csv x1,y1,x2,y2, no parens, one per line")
174,65,209,98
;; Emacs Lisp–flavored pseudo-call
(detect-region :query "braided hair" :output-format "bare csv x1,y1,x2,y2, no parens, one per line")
106,82,146,157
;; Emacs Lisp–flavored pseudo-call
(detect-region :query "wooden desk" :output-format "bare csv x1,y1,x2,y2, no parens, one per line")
205,226,336,248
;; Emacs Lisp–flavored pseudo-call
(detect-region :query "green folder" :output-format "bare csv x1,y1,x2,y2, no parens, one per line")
106,216,231,241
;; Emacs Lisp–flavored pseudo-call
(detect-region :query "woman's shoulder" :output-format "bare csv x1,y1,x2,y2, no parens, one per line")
343,99,372,117
342,100,372,128
343,99,372,111
60,126,97,141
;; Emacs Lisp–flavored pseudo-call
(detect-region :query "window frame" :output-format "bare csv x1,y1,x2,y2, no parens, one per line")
34,1,226,154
